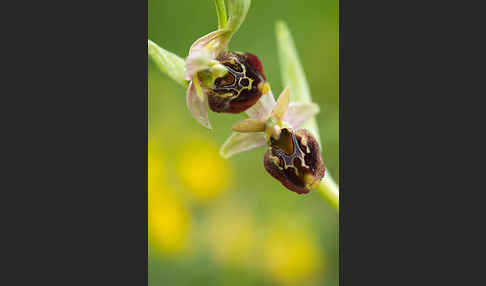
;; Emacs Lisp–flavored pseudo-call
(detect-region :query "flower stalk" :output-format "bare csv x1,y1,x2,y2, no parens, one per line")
214,0,228,29
318,175,339,211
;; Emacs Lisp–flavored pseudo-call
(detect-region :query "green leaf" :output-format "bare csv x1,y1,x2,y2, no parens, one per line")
275,21,321,146
148,39,188,87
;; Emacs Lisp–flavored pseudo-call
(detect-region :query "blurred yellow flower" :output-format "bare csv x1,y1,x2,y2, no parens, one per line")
149,190,192,255
148,137,165,194
205,204,255,267
177,138,232,202
148,154,165,195
262,226,325,285
148,139,192,256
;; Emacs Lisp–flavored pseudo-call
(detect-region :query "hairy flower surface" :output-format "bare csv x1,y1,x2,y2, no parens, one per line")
208,52,266,113
264,128,324,194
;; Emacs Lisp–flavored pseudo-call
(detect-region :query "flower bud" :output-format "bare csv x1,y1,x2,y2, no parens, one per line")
263,128,325,194
207,52,267,113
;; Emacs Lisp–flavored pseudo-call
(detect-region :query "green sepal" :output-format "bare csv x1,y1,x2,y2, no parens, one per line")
148,39,188,87
226,0,251,35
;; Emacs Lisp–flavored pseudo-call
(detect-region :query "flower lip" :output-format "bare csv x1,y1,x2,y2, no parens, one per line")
244,52,265,80
207,52,267,113
269,128,307,171
264,128,324,194
270,128,295,156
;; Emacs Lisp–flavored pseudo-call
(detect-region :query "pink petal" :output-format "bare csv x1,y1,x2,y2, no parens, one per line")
186,82,211,129
244,90,276,120
184,30,230,80
188,30,230,58
283,102,320,129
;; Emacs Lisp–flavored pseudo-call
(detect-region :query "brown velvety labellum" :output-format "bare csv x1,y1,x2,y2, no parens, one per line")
264,129,325,194
244,52,265,80
208,52,266,113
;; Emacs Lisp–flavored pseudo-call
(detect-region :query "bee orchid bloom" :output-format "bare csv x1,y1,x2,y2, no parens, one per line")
264,128,325,194
219,87,324,194
184,0,268,129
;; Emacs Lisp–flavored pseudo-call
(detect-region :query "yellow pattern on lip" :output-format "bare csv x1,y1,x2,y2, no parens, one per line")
214,56,253,99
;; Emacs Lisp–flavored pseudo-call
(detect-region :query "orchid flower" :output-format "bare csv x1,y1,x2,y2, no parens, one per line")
220,87,324,194
184,0,269,129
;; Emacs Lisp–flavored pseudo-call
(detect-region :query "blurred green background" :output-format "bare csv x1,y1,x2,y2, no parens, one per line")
148,1,338,285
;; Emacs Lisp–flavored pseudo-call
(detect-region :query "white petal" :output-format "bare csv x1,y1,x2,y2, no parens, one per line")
186,82,211,129
244,90,276,119
283,102,320,128
219,132,266,159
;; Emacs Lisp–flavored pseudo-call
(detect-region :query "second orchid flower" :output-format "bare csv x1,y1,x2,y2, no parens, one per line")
220,88,325,194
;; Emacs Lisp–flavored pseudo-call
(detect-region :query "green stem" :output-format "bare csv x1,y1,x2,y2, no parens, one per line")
214,0,228,29
317,175,339,212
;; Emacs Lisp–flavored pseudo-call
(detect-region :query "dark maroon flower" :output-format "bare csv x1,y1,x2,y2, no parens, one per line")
208,52,267,113
264,128,325,194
